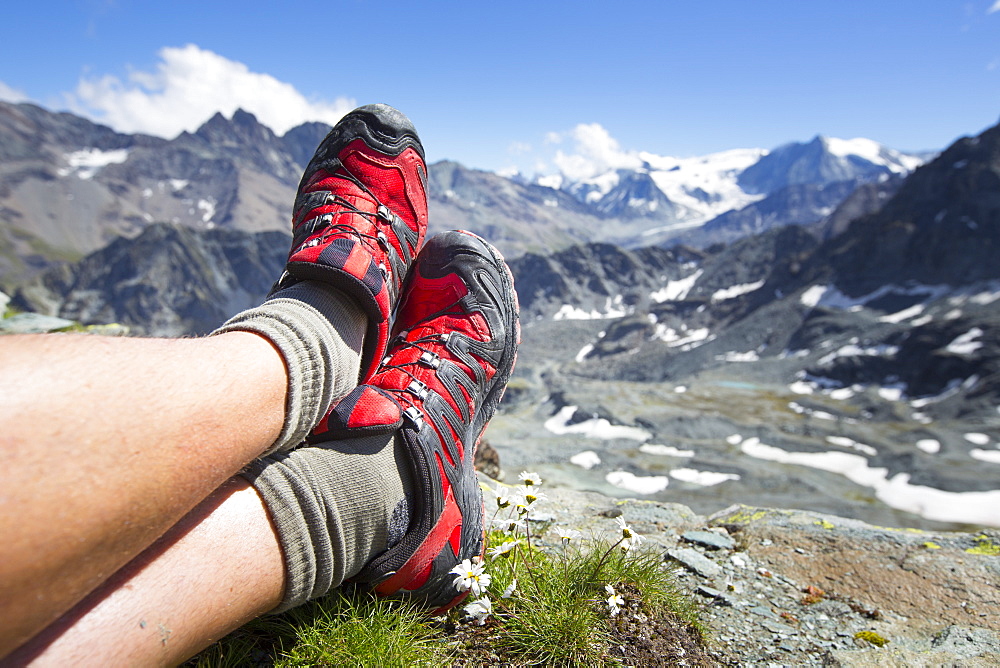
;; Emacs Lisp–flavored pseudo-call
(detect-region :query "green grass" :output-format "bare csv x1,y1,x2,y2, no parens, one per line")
190,485,709,667
190,591,451,667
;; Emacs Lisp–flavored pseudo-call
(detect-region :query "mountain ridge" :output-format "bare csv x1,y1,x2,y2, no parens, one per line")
0,100,929,286
7,114,1000,531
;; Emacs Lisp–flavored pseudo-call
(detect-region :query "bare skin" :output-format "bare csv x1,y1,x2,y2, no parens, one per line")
0,331,287,658
5,477,285,667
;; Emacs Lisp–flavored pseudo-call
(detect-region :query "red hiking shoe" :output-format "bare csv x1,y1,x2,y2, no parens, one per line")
315,230,520,611
279,103,427,382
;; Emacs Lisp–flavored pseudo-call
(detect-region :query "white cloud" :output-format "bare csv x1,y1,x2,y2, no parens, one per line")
507,140,532,155
70,44,356,138
0,80,28,103
989,0,1000,13
552,122,643,180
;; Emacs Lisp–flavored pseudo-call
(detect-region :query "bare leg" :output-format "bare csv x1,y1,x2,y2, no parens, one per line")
5,477,285,667
0,331,286,657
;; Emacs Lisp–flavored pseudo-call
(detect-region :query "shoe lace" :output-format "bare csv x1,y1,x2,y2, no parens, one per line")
298,164,414,284
377,301,473,414
302,169,384,242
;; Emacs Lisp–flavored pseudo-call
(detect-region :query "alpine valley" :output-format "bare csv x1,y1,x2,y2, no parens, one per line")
2,100,999,530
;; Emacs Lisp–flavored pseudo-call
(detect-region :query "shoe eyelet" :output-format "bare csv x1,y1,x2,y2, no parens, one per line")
406,380,429,400
419,351,441,369
403,406,424,429
377,204,393,223
377,231,389,247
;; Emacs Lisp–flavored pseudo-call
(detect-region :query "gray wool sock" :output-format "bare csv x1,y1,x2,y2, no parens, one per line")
212,281,366,455
242,432,413,613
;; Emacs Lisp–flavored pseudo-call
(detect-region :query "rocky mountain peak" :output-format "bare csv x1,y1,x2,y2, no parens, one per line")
822,121,1000,296
737,134,906,195
192,108,278,148
280,121,333,169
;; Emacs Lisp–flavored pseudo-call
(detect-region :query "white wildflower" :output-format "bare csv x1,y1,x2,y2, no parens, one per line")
518,471,543,486
463,596,492,626
491,483,511,509
605,584,624,617
615,515,644,551
449,556,492,596
556,527,582,544
501,579,518,598
491,517,526,534
514,486,547,514
487,539,521,559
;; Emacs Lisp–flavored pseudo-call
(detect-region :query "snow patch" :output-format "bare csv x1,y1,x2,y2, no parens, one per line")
651,270,702,303
544,406,651,442
878,303,925,323
800,285,828,308
800,282,950,312
946,328,983,355
669,468,740,486
553,297,628,321
715,351,759,362
825,435,877,456
570,450,601,470
654,325,713,349
711,279,764,303
789,381,814,395
971,449,1000,464
197,198,215,223
817,342,898,367
823,137,924,173
828,387,856,400
58,148,129,179
606,471,669,495
878,386,904,402
640,444,694,457
643,148,768,225
916,439,940,454
964,432,990,446
740,438,1000,526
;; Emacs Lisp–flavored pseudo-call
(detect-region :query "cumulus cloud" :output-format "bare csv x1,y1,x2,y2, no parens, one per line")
0,80,28,103
552,123,643,181
989,0,1000,13
70,44,356,137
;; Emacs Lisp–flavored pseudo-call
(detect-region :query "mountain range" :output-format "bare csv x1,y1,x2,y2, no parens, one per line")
0,100,928,285
3,100,999,528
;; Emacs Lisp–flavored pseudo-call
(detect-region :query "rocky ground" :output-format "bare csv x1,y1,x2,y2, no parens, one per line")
487,314,1000,533
505,478,1000,666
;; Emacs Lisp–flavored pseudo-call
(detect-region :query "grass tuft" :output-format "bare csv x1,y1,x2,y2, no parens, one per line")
191,476,712,666
189,592,449,667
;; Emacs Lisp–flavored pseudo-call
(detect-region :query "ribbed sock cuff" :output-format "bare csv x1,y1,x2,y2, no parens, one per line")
243,433,411,613
212,282,365,455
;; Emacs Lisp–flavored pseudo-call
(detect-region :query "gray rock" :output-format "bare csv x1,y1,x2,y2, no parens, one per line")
750,605,780,620
696,585,736,606
808,600,854,618
665,547,722,578
931,624,1000,657
682,529,736,550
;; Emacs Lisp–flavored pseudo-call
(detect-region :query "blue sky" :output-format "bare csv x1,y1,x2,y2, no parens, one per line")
1,1,999,175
